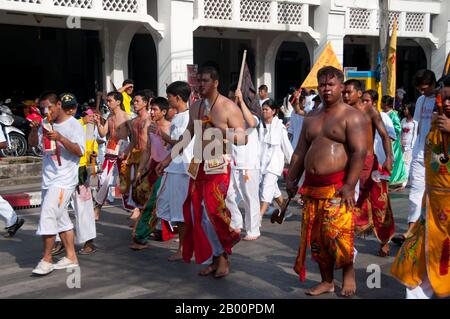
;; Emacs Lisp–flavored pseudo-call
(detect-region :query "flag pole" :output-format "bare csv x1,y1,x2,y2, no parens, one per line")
237,50,247,92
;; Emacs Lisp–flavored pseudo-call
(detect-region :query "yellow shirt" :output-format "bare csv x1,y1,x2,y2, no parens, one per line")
122,92,132,115
78,119,99,167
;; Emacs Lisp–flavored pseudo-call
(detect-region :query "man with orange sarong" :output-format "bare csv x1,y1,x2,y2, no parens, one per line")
120,91,152,215
343,82,395,257
286,66,368,297
157,66,247,278
391,77,450,299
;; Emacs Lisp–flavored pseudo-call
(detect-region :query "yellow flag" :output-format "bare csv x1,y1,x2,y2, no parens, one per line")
443,51,450,78
387,18,397,97
301,42,343,90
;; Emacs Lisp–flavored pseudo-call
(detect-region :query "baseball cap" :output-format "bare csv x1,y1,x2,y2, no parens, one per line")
59,93,78,108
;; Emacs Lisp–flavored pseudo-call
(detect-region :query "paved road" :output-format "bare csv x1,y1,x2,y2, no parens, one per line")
0,186,411,299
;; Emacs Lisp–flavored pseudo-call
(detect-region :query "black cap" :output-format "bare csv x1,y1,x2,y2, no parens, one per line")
59,93,78,108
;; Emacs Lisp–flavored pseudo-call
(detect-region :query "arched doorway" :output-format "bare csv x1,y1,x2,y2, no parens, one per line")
128,34,158,93
275,41,310,102
397,40,427,102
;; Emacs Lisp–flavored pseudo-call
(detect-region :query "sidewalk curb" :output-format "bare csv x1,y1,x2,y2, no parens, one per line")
2,191,42,210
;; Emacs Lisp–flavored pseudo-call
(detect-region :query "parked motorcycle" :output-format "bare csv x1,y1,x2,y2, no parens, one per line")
0,103,28,157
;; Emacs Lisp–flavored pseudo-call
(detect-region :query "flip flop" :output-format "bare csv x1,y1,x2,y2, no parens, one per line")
51,243,65,256
78,246,97,255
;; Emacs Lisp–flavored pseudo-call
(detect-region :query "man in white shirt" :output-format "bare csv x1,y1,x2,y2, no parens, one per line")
226,86,261,240
29,92,85,275
258,85,270,107
150,81,192,261
288,94,305,149
0,129,25,238
303,88,317,113
394,70,436,245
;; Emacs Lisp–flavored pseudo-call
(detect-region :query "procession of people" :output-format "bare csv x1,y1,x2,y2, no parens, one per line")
1,63,449,300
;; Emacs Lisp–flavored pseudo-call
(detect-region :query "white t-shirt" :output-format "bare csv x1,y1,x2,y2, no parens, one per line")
231,115,260,170
259,98,269,107
165,110,191,174
401,118,418,151
374,112,396,165
287,112,304,149
0,128,5,143
412,95,435,159
304,95,316,113
282,96,294,118
39,116,85,189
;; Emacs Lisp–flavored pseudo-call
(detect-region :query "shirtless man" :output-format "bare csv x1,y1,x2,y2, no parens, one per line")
121,91,152,216
94,91,130,220
156,66,247,277
343,81,394,256
286,66,368,297
131,97,172,250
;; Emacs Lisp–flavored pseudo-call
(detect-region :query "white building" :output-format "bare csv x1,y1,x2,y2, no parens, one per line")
0,0,448,102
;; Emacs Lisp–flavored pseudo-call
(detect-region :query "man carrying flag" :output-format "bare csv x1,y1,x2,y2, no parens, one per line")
226,56,262,240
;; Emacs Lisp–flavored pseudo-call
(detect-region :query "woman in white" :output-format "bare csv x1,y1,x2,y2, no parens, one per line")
259,99,293,220
400,102,418,181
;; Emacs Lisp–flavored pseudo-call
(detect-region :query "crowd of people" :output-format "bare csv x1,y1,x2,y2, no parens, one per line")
0,64,449,299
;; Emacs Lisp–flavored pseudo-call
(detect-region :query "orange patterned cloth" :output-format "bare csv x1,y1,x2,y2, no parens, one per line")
391,122,450,297
182,163,240,264
354,154,395,244
294,171,354,282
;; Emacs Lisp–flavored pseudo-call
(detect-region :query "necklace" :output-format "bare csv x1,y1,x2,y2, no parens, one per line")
202,93,220,118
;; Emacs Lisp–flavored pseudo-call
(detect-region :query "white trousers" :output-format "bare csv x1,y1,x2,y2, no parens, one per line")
156,173,189,223
406,275,434,299
0,195,17,228
260,172,282,204
71,186,97,244
226,168,261,237
407,157,425,223
201,203,224,259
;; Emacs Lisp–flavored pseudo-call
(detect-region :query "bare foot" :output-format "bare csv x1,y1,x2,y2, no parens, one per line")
168,250,183,262
130,242,150,250
198,263,218,276
214,255,230,278
305,282,335,296
94,206,101,221
341,265,357,297
378,243,390,257
243,235,259,241
130,208,141,221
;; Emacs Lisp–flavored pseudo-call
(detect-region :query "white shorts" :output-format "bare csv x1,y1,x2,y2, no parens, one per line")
260,173,281,203
36,186,75,236
156,173,189,223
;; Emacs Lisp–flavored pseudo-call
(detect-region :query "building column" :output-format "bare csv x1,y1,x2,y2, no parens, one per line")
430,0,449,77
316,13,345,65
313,1,345,66
157,0,194,96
